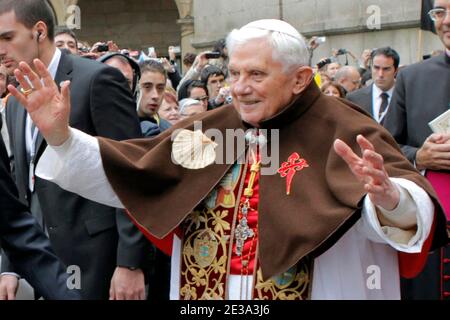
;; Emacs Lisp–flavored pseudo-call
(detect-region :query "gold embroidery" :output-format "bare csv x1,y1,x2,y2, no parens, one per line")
180,209,229,300
185,210,207,233
179,162,313,300
180,284,197,300
193,230,219,268
211,209,231,234
254,258,312,300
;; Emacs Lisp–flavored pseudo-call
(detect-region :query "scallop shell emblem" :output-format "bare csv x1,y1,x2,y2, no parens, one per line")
172,129,218,169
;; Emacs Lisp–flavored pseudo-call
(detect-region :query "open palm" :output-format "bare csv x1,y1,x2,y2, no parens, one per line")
333,135,400,211
8,59,71,146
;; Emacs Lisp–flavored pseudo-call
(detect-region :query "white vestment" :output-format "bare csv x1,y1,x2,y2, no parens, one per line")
36,128,434,300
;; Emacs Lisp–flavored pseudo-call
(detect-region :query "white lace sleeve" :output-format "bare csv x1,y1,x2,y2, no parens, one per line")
35,128,125,209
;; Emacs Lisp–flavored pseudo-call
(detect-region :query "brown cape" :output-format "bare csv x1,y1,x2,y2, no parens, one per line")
98,82,448,280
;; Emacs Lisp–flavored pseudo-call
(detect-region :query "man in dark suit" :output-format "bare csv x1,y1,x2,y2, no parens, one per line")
0,117,79,300
0,0,151,299
383,0,450,300
346,47,400,124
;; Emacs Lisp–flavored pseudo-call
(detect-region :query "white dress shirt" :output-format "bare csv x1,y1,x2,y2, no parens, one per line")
25,48,61,157
372,84,394,123
0,99,10,156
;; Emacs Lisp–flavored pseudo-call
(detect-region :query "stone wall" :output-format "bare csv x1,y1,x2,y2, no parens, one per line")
74,0,181,55
191,0,444,65
49,0,444,65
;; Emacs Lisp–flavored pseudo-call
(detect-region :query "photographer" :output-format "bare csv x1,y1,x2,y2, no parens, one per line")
160,57,182,90
209,38,229,78
358,49,374,86
200,65,229,109
332,48,359,66
87,40,120,60
176,51,220,92
307,36,326,66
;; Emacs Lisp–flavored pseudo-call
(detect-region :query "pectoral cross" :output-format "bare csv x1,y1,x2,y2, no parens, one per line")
277,152,309,195
234,160,260,257
234,214,254,257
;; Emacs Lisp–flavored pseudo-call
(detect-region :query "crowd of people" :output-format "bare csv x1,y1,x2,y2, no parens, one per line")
0,0,448,301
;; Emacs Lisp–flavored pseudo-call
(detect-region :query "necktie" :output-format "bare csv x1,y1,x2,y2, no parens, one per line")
378,92,389,122
29,119,38,192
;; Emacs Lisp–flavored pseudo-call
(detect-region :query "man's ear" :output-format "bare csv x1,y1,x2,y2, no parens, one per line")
34,21,48,42
292,66,314,95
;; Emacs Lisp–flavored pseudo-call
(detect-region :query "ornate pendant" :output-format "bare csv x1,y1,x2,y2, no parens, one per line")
234,202,254,257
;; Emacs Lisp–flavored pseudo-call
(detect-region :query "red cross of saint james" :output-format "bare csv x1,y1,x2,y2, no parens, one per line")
277,152,309,195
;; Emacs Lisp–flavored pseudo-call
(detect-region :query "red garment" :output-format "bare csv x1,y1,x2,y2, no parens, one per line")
399,169,450,279
125,209,176,256
230,162,260,275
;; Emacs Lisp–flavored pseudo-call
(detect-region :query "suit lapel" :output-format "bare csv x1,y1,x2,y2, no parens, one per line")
368,85,374,116
35,52,73,157
14,100,29,189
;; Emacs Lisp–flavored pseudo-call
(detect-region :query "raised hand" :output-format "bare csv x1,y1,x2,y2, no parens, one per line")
333,135,400,210
7,59,71,146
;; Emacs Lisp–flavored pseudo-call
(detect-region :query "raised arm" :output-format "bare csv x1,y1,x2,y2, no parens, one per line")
9,59,124,209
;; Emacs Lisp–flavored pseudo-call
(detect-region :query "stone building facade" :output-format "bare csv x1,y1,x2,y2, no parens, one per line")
50,0,443,66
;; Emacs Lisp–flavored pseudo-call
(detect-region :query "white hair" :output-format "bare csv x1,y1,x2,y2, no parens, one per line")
179,98,203,115
226,19,310,73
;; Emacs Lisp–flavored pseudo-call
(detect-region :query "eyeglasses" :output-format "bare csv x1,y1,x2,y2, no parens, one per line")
193,95,209,101
428,8,450,22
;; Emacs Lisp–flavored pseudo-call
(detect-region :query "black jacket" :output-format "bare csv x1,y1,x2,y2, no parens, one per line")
4,50,152,299
384,53,450,300
0,117,79,299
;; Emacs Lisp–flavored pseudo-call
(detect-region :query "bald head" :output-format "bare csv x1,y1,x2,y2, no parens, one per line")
104,56,134,90
334,66,361,93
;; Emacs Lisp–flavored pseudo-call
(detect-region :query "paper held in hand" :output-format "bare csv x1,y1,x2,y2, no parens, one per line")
428,108,450,134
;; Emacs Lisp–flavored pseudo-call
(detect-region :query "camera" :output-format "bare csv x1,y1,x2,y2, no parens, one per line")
205,52,221,59
225,95,233,104
317,58,332,69
171,46,181,54
79,47,90,54
97,43,109,52
336,49,348,56
148,47,156,56
315,36,326,45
